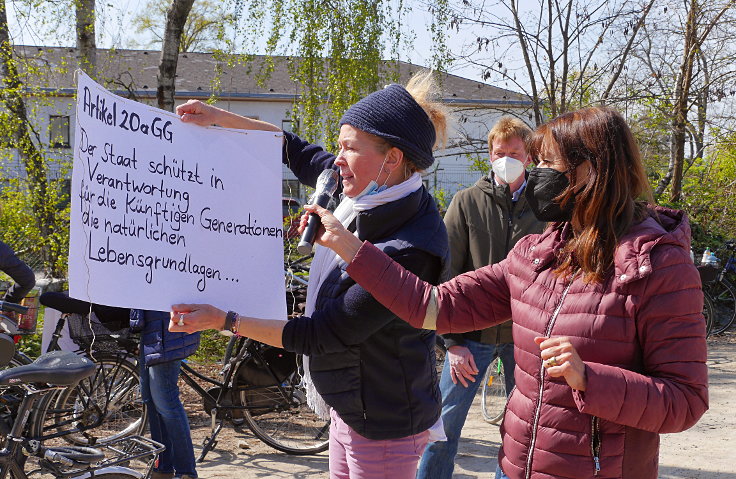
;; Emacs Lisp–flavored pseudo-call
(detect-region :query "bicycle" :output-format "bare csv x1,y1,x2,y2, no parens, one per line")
0,333,163,479
701,240,736,335
180,333,330,462
33,292,147,447
480,357,507,425
697,265,717,337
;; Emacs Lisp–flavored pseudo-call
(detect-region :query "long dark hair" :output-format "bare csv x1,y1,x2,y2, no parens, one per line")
528,106,653,283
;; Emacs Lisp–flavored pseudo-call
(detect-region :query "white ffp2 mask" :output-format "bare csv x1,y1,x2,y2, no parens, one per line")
492,156,525,183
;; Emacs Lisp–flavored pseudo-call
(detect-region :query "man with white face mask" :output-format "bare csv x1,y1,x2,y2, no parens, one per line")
417,116,545,479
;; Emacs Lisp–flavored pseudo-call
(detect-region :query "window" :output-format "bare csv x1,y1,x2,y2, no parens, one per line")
49,115,70,148
282,119,298,133
282,179,302,199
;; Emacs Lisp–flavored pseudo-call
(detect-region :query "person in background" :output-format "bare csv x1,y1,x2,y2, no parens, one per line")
417,117,545,479
0,240,35,304
0,240,35,332
170,72,451,479
304,106,708,479
130,310,200,479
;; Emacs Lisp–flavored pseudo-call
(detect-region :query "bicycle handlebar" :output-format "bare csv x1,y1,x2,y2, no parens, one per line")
0,301,28,314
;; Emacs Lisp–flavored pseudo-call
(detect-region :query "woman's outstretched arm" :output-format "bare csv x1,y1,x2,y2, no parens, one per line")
303,204,513,334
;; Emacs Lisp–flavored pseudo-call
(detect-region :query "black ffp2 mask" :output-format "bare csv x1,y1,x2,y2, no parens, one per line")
525,168,575,222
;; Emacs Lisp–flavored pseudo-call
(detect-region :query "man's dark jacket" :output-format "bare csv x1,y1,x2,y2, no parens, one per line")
441,173,544,347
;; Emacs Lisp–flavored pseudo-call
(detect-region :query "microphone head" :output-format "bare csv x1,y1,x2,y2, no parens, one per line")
315,169,340,196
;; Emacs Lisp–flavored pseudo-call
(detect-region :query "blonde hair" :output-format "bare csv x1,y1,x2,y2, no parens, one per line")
487,116,532,153
405,71,449,152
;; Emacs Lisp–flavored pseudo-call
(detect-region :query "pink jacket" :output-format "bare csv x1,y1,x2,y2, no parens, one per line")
346,206,708,479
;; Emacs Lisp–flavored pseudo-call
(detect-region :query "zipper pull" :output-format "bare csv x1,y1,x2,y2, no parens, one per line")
593,456,601,476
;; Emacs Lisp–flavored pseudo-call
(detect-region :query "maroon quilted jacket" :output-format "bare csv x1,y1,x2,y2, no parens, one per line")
346,206,708,479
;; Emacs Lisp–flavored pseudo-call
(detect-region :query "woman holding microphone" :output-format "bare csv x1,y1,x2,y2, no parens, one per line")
172,72,451,479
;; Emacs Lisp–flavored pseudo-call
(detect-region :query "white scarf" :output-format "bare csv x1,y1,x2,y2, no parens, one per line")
302,173,423,419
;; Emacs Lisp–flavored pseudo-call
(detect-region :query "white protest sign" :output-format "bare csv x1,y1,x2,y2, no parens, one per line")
69,71,287,320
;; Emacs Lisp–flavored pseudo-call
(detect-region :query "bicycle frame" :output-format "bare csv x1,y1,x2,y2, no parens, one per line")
180,337,297,417
0,380,160,478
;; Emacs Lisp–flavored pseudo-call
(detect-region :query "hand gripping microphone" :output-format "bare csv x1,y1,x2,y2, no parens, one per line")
297,169,340,254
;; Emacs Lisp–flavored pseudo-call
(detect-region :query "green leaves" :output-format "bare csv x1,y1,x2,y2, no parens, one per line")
228,0,405,151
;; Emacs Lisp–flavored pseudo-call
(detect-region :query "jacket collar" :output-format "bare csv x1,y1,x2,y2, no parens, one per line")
478,171,531,207
354,186,425,241
524,206,691,284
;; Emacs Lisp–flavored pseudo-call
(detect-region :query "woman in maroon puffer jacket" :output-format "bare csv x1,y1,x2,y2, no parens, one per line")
305,106,709,479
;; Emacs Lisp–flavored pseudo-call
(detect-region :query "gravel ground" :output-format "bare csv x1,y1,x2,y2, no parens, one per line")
181,332,736,478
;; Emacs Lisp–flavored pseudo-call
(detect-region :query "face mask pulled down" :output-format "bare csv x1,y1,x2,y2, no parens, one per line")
492,156,526,183
355,154,392,198
524,167,575,222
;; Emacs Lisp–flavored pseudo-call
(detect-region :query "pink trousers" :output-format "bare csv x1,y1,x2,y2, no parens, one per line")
328,409,430,479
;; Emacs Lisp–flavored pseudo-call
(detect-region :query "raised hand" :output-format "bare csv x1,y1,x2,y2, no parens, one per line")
176,100,222,126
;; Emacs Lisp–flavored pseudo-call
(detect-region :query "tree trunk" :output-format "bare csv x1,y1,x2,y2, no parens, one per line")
669,1,699,203
157,0,195,112
0,0,56,269
75,0,96,77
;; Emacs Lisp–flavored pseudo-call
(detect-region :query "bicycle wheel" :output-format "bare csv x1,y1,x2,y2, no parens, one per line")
707,278,736,335
41,353,146,445
0,460,26,478
480,357,506,425
0,352,33,444
239,355,329,455
435,335,447,375
704,291,715,337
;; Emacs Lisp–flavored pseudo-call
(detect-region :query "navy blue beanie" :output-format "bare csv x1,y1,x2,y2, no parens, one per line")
339,84,436,170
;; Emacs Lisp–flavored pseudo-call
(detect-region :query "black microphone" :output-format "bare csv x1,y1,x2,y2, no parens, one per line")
297,169,340,254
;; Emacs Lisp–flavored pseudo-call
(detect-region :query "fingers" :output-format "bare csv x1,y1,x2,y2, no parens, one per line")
303,204,330,217
176,100,218,126
467,354,479,375
175,99,201,118
168,304,226,333
447,347,477,388
450,366,474,387
536,336,587,390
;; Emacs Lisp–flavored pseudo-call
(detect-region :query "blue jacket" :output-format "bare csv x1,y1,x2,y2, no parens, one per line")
281,132,450,440
130,310,200,367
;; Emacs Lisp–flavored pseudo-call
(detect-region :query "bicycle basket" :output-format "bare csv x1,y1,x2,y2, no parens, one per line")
0,288,40,335
66,312,135,354
697,264,719,284
16,288,40,334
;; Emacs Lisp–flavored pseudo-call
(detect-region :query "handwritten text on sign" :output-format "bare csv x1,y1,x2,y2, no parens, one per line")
69,71,286,319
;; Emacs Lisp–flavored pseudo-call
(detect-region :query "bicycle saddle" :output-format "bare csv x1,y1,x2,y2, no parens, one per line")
0,350,96,386
41,292,131,330
40,292,92,314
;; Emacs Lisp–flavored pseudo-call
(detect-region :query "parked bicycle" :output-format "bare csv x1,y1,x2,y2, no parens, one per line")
701,240,736,335
480,357,507,425
0,328,163,479
698,265,717,337
35,292,146,447
181,334,330,461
